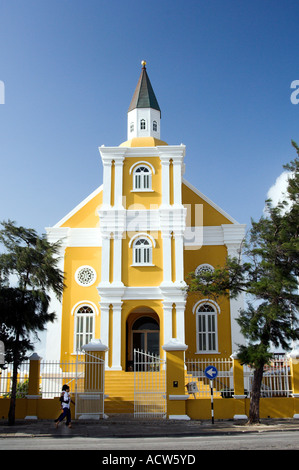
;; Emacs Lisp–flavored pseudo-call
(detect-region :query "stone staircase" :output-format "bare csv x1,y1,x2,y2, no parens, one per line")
104,371,135,414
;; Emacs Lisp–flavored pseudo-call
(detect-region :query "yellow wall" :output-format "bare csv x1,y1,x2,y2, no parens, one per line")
61,190,103,228
61,247,101,361
123,156,162,210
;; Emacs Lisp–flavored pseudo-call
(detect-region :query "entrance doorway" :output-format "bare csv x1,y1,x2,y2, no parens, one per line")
132,316,159,356
126,308,160,370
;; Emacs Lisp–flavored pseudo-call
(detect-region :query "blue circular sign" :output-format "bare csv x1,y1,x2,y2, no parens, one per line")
204,365,218,380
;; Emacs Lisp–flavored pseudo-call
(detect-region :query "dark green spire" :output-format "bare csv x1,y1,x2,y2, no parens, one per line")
128,61,161,114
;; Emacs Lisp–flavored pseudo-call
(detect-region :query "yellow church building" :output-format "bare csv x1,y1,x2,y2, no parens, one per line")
45,61,246,373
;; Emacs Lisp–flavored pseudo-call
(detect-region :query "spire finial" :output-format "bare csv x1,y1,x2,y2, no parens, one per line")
141,60,147,68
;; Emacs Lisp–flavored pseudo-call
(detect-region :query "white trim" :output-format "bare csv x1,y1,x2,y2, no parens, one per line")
194,300,220,354
129,232,156,248
75,265,97,287
195,263,214,276
192,299,220,315
183,178,238,224
53,185,103,228
129,161,156,175
71,300,99,316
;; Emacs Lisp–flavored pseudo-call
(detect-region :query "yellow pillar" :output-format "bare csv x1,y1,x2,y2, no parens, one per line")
25,353,41,420
232,352,247,420
82,339,108,392
289,350,299,418
162,338,190,420
79,339,108,419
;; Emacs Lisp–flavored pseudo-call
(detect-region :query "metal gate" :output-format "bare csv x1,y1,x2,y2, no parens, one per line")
134,349,166,419
75,350,105,419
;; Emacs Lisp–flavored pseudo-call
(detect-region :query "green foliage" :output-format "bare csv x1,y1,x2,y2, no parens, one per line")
188,141,299,422
0,220,65,424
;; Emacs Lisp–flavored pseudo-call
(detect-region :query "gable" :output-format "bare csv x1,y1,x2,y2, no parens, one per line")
54,186,103,228
182,179,236,226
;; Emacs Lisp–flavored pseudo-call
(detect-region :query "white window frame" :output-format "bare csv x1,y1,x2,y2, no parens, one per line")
73,303,96,352
130,161,155,192
193,300,220,354
129,233,156,267
140,119,146,130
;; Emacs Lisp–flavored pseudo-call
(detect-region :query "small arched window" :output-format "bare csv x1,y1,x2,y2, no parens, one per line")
130,122,134,133
133,165,151,190
140,119,146,130
75,305,95,351
153,120,157,132
133,237,151,265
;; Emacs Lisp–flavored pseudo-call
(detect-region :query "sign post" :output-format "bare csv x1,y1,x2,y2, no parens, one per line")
204,365,218,424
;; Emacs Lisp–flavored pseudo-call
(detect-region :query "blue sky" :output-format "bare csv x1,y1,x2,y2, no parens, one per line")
0,0,298,235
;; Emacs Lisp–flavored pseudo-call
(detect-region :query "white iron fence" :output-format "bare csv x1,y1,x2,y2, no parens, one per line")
134,349,166,419
185,357,234,398
245,354,292,398
0,352,105,419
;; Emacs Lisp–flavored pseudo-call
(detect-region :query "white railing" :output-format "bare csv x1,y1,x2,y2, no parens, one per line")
0,353,106,419
134,349,166,418
244,354,292,398
0,362,30,397
185,357,234,398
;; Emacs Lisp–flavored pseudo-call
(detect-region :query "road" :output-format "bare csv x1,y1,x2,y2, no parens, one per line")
1,430,299,451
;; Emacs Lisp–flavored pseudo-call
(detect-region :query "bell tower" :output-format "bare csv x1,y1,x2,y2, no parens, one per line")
127,60,161,140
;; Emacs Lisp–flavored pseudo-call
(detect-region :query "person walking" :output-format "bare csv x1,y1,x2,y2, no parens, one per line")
55,384,74,428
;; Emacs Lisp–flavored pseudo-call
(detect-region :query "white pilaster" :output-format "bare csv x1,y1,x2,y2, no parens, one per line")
45,231,68,361
113,234,123,286
114,156,125,208
172,157,183,206
222,224,246,353
102,156,112,207
111,302,122,370
160,155,170,206
175,300,186,344
163,301,173,347
161,231,172,285
174,232,185,283
99,302,110,368
100,234,111,286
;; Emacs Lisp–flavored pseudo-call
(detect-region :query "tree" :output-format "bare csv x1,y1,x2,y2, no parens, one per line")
188,142,299,424
0,220,64,425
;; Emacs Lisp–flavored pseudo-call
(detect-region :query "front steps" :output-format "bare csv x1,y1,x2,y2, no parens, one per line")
104,371,135,414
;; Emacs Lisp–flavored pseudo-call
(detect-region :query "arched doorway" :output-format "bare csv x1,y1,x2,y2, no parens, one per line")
126,308,160,370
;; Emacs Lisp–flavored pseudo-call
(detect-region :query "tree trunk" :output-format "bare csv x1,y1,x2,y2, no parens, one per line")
8,360,18,425
248,365,264,424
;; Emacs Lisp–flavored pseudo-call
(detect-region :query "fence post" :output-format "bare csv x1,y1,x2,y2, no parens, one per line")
231,352,247,420
79,339,108,419
25,353,41,420
162,338,190,420
288,349,299,418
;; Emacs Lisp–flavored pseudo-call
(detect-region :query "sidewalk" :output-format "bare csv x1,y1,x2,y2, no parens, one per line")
1,415,299,439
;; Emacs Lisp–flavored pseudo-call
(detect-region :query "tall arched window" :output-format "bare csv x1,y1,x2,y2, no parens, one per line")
153,120,157,132
75,305,95,351
140,119,146,130
133,237,151,265
194,301,219,353
133,165,151,190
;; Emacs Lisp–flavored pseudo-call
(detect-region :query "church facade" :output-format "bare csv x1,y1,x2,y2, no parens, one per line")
45,62,246,370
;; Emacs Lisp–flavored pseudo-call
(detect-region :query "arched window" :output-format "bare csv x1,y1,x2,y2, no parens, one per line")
153,120,157,132
133,165,151,190
133,237,152,265
130,122,134,133
75,305,95,351
194,301,219,353
140,119,146,130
